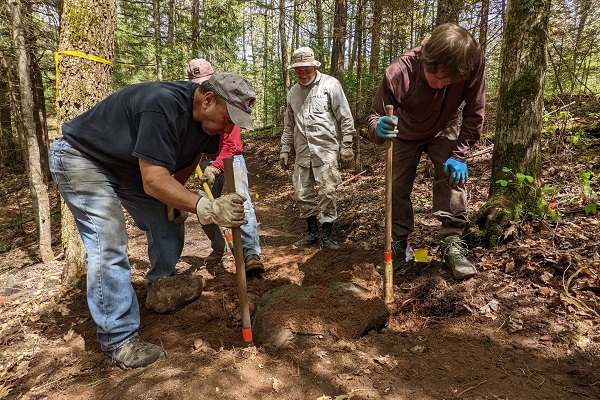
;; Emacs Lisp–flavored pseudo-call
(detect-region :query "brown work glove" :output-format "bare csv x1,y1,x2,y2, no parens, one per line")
195,193,247,228
198,165,221,186
279,152,289,170
167,206,189,224
339,142,354,170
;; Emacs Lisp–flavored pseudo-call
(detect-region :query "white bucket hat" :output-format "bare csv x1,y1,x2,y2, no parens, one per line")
289,47,321,69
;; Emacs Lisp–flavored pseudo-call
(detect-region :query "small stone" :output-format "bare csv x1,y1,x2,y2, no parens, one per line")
146,275,204,314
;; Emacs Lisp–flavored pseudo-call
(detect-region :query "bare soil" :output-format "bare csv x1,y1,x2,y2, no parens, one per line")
1,99,599,399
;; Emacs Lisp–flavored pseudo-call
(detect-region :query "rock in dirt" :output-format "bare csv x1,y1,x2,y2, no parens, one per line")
252,283,390,347
145,275,204,314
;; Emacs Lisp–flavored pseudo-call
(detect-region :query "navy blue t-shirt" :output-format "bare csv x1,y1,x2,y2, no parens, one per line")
61,81,220,182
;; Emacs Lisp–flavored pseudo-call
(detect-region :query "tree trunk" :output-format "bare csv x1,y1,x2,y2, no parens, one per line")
153,0,163,80
353,0,366,172
0,49,22,171
9,0,53,262
23,0,50,182
479,0,490,49
191,0,200,57
368,0,382,95
470,0,552,247
436,0,461,25
330,0,347,83
278,0,290,94
57,0,116,287
315,0,324,66
291,0,299,52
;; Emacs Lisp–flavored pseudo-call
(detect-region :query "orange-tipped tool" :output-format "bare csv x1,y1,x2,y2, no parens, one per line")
384,105,394,303
195,165,234,253
223,158,254,347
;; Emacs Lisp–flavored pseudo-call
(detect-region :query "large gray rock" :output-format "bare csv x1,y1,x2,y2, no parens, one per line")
252,283,389,346
145,275,204,314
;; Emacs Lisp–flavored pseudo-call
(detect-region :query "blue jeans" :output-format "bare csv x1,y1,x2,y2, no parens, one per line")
49,138,184,351
199,154,261,257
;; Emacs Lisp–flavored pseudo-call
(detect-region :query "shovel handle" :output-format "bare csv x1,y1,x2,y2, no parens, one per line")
384,105,394,303
223,158,254,346
195,165,234,253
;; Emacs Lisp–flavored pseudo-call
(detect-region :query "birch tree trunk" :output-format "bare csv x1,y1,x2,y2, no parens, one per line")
9,0,53,262
57,0,116,287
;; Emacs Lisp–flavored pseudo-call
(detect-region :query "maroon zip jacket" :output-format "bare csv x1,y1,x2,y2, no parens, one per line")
367,47,485,162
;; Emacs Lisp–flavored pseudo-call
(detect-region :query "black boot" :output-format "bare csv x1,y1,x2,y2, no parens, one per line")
295,216,320,246
320,222,339,249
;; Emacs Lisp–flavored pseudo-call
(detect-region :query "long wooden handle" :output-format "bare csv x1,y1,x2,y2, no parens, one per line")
196,165,234,253
384,105,394,303
223,158,254,346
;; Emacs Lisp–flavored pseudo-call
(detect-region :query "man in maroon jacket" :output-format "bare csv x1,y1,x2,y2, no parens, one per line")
367,23,485,279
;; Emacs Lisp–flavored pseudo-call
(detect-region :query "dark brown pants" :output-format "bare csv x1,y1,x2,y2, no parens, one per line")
391,132,468,240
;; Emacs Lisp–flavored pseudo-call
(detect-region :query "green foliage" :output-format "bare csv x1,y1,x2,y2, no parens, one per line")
541,184,557,195
578,170,598,214
414,198,427,212
495,167,534,187
584,203,597,215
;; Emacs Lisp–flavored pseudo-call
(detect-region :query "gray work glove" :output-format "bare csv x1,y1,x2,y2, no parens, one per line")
279,152,289,169
339,142,354,169
167,206,189,225
198,165,221,186
196,193,247,228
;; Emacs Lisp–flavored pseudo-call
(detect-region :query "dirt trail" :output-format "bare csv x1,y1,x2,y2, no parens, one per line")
0,131,599,400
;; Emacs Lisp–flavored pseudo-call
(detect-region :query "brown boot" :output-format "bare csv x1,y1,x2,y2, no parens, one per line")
244,254,265,279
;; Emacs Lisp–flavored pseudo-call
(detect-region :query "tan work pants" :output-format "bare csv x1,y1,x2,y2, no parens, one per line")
292,163,342,223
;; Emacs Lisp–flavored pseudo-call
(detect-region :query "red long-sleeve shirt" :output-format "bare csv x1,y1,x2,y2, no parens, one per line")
209,125,244,171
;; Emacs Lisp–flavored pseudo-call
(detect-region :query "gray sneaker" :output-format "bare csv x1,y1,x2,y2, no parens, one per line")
103,336,165,369
441,236,477,279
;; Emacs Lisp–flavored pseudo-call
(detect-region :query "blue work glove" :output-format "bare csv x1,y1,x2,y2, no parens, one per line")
376,115,398,139
443,158,468,187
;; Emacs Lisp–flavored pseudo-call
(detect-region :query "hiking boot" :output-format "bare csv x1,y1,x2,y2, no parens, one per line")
295,216,320,246
205,250,224,266
320,222,339,249
441,235,477,279
244,254,265,279
103,335,164,370
375,238,414,273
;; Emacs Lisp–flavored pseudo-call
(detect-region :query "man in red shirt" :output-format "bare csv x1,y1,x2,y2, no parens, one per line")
187,59,264,278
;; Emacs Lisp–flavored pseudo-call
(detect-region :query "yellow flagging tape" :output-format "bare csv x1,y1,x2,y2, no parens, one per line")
54,50,114,101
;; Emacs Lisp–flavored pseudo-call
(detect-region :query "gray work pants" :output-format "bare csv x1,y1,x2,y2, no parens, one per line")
391,132,468,240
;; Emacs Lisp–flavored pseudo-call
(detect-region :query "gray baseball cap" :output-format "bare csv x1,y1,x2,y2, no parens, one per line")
209,73,256,130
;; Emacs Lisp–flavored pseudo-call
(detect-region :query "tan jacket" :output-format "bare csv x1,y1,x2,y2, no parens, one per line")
281,71,355,167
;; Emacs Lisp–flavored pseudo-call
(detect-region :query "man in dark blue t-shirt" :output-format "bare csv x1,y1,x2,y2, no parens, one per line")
49,73,256,370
